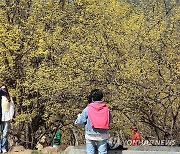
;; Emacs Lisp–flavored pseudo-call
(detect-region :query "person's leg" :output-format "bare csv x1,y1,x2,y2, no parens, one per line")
0,122,3,152
97,140,107,154
1,121,9,153
86,139,96,154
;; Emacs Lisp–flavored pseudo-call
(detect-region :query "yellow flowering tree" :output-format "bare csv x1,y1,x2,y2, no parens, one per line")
0,0,179,148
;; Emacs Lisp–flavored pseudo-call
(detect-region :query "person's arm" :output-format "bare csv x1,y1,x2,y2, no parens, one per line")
9,97,15,120
0,88,6,96
75,107,88,125
109,111,112,124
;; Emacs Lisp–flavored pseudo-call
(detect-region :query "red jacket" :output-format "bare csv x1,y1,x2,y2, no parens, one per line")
131,132,141,146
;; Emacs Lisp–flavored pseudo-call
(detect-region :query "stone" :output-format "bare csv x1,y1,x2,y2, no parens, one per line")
10,149,33,154
9,145,25,153
41,146,59,154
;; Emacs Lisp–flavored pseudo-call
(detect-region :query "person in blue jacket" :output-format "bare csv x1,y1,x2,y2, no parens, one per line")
75,89,112,154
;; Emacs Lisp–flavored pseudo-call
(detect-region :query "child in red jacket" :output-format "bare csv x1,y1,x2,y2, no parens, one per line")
131,126,141,146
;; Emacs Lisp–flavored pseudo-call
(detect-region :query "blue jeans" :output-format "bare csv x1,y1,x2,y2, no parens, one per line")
86,139,107,154
0,121,9,151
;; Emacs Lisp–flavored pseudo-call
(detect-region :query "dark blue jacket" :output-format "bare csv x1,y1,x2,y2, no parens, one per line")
0,88,7,122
